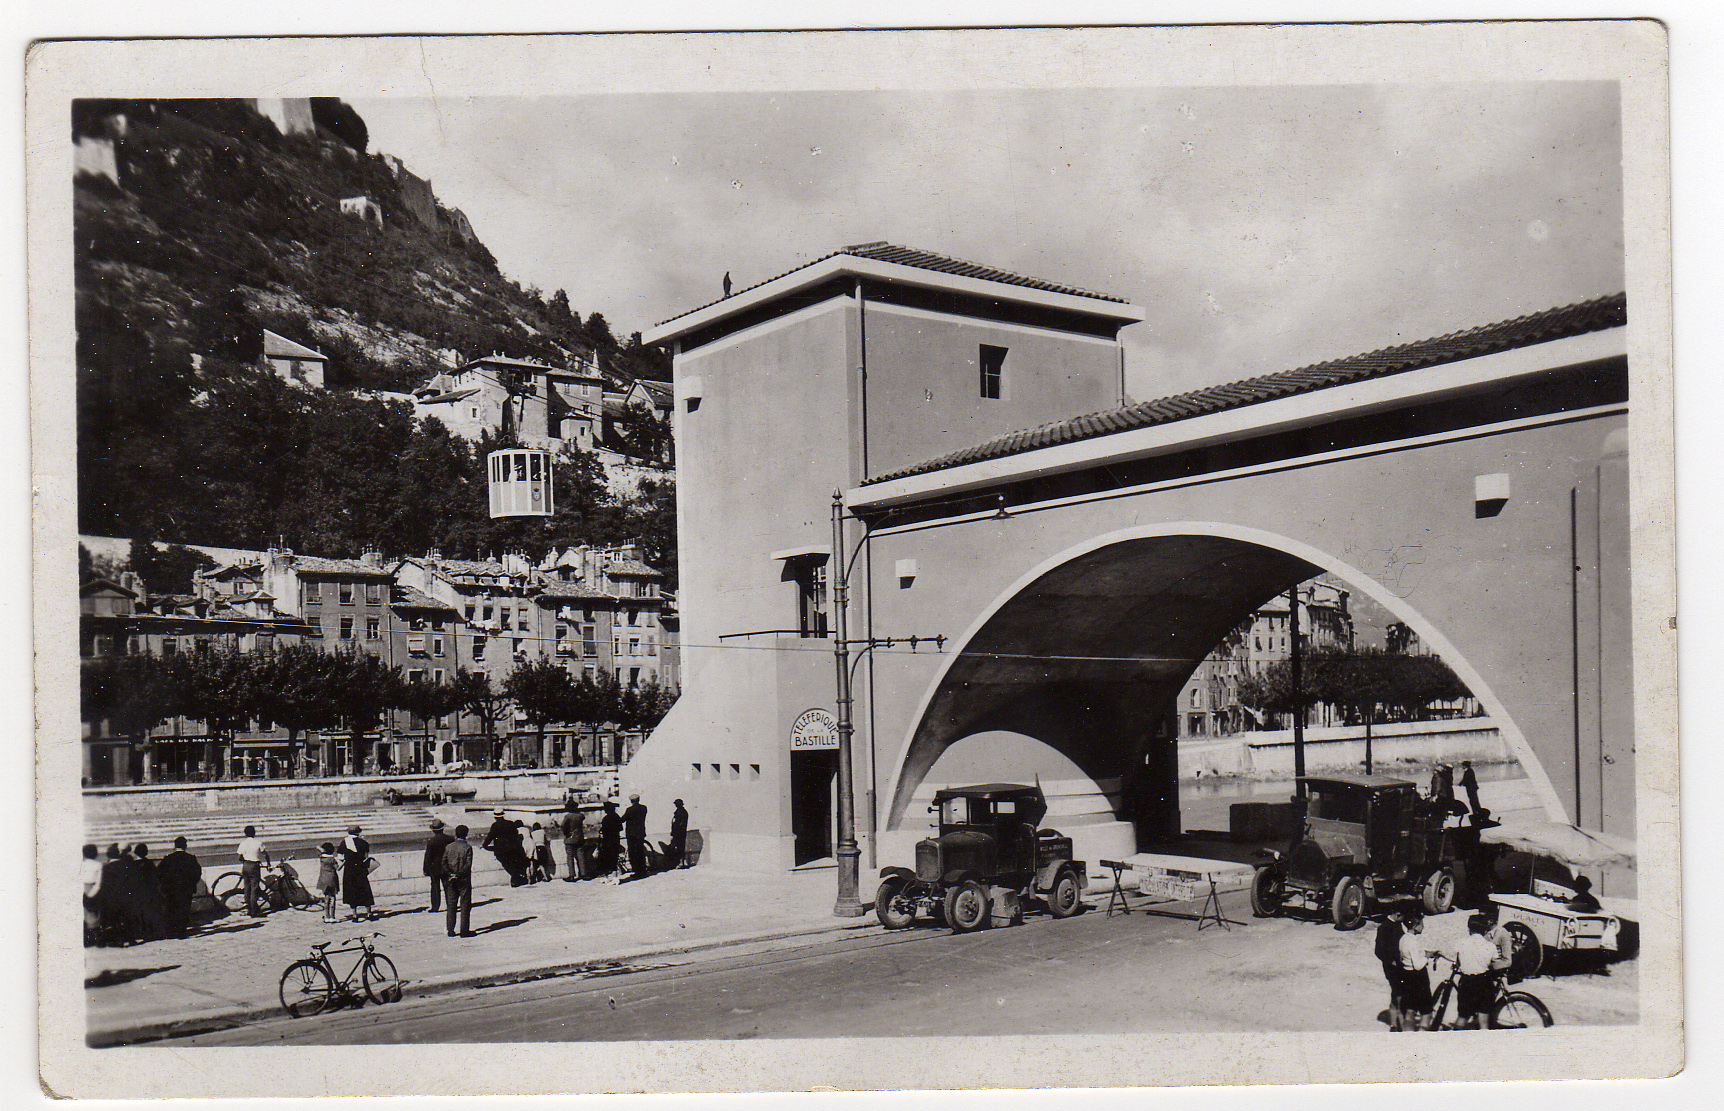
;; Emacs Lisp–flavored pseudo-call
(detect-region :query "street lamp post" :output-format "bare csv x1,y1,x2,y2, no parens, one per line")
829,491,865,917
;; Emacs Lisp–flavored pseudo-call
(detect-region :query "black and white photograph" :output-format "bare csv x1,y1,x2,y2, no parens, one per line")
27,19,1680,1100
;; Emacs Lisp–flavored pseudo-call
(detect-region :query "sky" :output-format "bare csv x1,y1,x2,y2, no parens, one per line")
351,82,1621,401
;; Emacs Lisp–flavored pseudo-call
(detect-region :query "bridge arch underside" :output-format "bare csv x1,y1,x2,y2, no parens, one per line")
887,535,1322,832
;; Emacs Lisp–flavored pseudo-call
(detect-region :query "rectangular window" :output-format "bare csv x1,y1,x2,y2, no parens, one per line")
433,669,445,684
979,344,1007,399
555,624,568,641
628,637,640,656
629,667,640,686
303,583,319,605
433,619,445,632
472,637,486,661
366,618,380,640
792,557,829,638
161,637,177,655
583,626,597,657
407,669,424,685
584,665,596,681
339,583,354,605
518,606,530,626
410,616,427,631
365,582,381,605
339,617,353,640
433,636,445,657
465,604,475,623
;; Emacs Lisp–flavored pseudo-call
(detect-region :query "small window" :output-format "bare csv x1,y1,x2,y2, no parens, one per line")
979,344,1007,399
433,668,445,684
472,636,486,661
162,637,178,656
303,583,320,604
410,616,426,631
366,583,381,605
339,583,354,605
433,636,445,657
339,617,353,640
407,669,424,685
366,618,380,640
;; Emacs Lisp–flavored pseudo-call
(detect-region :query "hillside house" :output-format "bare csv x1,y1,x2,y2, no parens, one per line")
261,329,328,388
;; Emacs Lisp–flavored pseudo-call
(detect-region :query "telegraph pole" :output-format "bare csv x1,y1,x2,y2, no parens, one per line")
830,491,864,917
1289,585,1306,796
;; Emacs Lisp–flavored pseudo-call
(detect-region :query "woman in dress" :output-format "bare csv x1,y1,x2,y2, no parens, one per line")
339,825,374,921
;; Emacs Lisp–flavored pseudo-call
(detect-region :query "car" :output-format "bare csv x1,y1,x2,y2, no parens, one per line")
1491,880,1624,978
1250,773,1483,930
874,782,1088,932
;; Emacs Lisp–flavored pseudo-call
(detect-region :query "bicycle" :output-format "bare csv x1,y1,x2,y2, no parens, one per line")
212,854,319,915
278,932,402,1017
1417,957,1553,1030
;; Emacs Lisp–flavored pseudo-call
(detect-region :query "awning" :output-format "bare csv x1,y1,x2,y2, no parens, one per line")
1480,820,1635,869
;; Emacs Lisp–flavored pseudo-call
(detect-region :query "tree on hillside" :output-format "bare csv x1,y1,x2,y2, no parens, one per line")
504,659,576,765
126,538,217,595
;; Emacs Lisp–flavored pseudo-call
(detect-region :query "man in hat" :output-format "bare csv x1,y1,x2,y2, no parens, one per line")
559,800,587,881
157,836,203,938
481,809,528,886
596,800,623,877
422,818,454,913
623,793,650,879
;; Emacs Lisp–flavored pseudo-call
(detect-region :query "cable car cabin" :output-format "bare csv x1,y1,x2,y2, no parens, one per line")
487,449,554,518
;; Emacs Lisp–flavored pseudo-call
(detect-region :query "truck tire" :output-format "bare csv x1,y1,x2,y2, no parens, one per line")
1330,877,1366,930
1251,867,1284,918
1045,869,1082,918
1421,868,1456,915
1504,920,1544,978
874,876,917,930
944,880,990,932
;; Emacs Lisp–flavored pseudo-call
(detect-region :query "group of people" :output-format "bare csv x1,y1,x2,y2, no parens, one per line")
82,839,203,947
1375,903,1516,1030
415,795,692,939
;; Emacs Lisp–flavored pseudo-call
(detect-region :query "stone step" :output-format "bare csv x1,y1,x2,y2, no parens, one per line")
83,804,449,855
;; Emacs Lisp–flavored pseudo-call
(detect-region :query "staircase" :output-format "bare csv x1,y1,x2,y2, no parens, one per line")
82,803,452,858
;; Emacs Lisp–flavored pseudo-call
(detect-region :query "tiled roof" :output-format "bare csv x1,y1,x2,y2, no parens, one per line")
391,585,459,612
865,293,1627,485
535,581,615,601
656,241,1130,327
263,330,326,360
604,557,663,578
291,555,394,577
434,558,513,578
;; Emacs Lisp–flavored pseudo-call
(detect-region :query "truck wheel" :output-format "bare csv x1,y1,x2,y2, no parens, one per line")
874,876,916,930
1421,868,1456,915
1504,921,1544,978
1045,870,1081,919
1251,868,1284,918
1330,877,1366,930
944,880,990,932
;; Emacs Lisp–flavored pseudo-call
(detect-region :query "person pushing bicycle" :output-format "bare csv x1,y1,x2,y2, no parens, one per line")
1447,911,1513,1029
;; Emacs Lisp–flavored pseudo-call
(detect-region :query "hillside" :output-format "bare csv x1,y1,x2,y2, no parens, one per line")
73,97,675,581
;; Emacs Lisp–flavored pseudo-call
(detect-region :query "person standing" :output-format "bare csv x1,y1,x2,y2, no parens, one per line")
597,800,622,878
623,793,649,879
236,825,270,918
667,799,689,870
1374,910,1405,1030
81,844,104,946
422,818,454,913
482,810,528,886
1449,912,1508,1029
442,824,474,938
1459,760,1483,817
315,842,342,923
156,836,203,938
559,802,587,881
340,825,375,921
1395,911,1435,1030
528,822,554,882
1478,902,1516,974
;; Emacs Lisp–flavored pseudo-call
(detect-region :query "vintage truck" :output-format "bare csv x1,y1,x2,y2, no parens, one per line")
1250,773,1483,930
874,782,1088,932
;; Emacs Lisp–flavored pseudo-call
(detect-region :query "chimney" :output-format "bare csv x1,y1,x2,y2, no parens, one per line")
361,547,382,568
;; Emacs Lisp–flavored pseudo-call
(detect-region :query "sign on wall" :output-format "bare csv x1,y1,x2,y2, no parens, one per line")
789,708,839,750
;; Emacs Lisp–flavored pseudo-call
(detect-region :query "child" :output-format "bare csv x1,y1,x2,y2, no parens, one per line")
316,842,341,924
529,822,554,883
1395,910,1435,1031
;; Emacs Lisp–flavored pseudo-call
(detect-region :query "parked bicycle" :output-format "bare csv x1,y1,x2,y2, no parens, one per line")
211,853,319,915
278,932,402,1017
1416,956,1553,1030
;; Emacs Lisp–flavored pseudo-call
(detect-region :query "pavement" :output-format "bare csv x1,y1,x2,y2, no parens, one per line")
84,862,879,1046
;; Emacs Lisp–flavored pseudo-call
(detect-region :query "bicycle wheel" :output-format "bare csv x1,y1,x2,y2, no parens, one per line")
281,876,320,911
279,959,338,1018
361,953,402,1004
1490,991,1553,1029
211,872,245,913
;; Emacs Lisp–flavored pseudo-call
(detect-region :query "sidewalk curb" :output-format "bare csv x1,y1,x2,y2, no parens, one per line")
87,913,874,1047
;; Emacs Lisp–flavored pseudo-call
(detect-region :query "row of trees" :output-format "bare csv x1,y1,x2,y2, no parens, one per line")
1233,647,1472,770
81,645,677,777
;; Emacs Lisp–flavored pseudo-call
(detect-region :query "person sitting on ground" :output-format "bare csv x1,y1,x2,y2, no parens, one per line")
1564,875,1602,913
